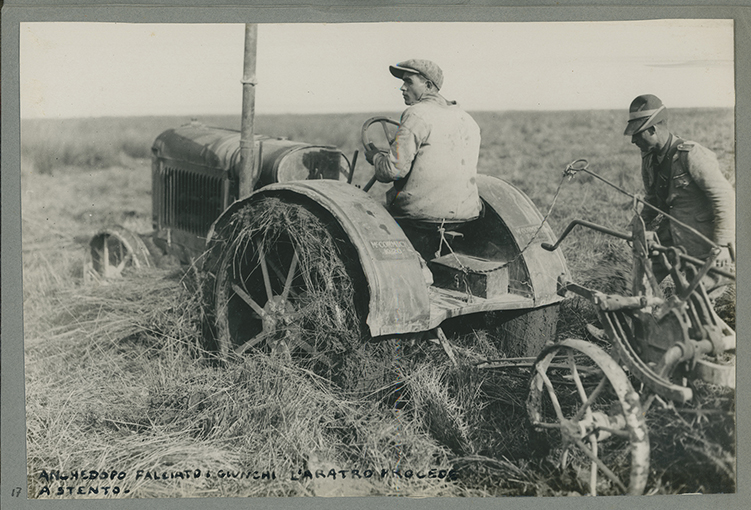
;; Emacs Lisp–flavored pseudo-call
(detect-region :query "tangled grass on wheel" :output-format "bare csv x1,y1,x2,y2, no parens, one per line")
202,196,399,391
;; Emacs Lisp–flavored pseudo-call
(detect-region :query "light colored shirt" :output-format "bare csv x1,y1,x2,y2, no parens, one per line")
373,93,482,221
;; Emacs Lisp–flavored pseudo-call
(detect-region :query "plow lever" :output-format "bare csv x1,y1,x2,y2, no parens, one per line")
557,277,662,311
541,219,631,252
650,245,735,281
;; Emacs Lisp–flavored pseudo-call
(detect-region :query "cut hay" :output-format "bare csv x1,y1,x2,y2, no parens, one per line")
203,196,400,391
25,265,460,498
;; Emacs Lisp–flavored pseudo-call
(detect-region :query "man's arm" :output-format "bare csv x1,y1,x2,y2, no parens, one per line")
372,108,429,183
684,144,735,247
639,155,661,225
373,125,419,182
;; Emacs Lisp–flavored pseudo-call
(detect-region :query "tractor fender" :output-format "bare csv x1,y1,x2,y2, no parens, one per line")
477,175,568,306
207,180,432,338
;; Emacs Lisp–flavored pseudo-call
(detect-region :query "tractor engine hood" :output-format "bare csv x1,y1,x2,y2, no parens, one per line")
151,120,349,190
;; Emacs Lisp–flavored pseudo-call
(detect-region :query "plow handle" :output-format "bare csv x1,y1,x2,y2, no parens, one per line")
541,219,632,252
651,245,736,281
543,219,735,281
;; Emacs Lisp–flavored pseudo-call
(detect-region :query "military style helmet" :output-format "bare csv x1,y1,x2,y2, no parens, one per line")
624,94,668,136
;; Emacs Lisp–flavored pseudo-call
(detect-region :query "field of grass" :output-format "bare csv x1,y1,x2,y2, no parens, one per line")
21,108,735,498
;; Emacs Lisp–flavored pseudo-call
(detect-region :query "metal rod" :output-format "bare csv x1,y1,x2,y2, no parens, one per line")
545,222,734,281
363,174,378,192
348,150,358,184
577,167,718,249
650,246,735,280
239,23,259,199
541,219,631,252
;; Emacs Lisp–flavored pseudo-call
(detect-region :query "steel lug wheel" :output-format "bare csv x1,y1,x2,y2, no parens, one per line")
208,197,367,382
527,338,650,495
84,226,153,282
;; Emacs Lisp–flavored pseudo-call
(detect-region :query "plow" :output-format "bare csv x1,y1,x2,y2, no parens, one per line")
83,24,735,496
523,159,735,495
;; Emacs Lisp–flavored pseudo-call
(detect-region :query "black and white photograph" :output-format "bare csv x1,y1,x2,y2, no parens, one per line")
4,11,742,506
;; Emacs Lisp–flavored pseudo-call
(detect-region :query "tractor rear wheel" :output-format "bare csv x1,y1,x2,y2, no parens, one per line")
205,196,371,386
492,303,560,358
446,303,559,358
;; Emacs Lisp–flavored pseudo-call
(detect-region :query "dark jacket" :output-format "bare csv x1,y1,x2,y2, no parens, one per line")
640,135,735,258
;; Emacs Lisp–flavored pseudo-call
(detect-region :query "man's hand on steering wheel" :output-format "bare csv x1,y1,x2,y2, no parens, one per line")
360,116,399,191
361,116,399,165
364,143,382,165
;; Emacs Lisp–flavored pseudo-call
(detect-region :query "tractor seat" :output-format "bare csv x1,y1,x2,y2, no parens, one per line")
394,203,486,262
393,202,486,233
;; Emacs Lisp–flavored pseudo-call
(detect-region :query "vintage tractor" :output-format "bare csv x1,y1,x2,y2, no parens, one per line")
81,24,733,496
524,159,736,496
83,24,568,381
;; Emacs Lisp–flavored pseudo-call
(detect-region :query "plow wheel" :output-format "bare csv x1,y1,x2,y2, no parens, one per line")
208,196,368,384
85,226,153,282
527,338,650,496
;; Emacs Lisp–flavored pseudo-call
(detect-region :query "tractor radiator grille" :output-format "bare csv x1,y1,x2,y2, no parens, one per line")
155,165,226,236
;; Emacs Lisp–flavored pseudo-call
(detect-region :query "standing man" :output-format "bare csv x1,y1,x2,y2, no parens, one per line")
364,59,482,224
625,94,735,281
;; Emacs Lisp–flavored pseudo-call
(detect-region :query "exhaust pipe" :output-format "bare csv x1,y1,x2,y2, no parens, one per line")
239,23,258,198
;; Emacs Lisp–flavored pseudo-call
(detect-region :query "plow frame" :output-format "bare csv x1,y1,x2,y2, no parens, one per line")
553,214,735,405
521,188,735,495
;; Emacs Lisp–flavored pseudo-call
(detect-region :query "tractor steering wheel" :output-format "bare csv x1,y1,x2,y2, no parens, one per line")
360,116,400,191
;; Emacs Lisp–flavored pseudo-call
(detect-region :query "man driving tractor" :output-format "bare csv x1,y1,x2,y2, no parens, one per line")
364,59,482,258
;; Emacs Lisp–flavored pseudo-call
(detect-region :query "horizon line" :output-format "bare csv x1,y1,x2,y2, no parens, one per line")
20,105,736,121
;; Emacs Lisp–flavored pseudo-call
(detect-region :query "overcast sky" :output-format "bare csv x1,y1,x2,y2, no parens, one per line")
19,20,734,118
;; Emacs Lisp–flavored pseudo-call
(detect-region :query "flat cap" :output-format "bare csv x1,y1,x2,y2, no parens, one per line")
624,94,668,136
389,59,444,90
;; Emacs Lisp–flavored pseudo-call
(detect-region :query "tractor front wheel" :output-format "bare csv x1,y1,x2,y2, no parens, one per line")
84,226,153,282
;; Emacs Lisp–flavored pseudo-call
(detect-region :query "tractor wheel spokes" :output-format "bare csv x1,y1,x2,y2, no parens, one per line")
282,251,299,302
85,228,153,283
568,350,590,405
566,348,603,496
210,197,366,386
529,421,565,430
536,364,566,422
573,377,607,422
266,257,300,299
115,252,134,274
589,432,600,495
256,241,274,303
91,247,107,275
231,283,266,318
102,240,110,275
235,330,274,355
570,435,627,494
585,426,630,439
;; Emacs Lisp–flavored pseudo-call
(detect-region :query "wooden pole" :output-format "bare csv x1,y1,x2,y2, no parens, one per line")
239,23,258,198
